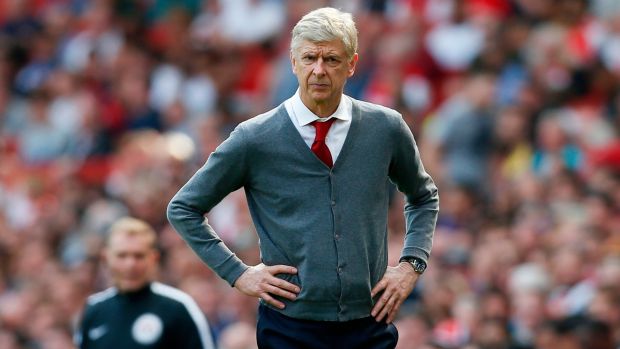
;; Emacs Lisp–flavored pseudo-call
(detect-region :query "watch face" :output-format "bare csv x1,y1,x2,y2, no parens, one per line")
401,257,427,274
412,259,426,273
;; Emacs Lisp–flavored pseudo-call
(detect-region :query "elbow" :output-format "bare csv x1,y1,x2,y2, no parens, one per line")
431,186,440,207
166,197,182,228
425,178,440,208
166,193,208,228
407,184,439,212
422,181,440,207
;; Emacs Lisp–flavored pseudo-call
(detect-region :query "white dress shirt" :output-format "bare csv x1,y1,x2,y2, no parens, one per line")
284,90,352,162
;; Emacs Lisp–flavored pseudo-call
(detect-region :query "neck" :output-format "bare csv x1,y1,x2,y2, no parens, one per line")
118,282,151,297
301,95,341,118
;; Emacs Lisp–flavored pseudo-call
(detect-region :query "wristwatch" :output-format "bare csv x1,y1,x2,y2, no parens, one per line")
399,257,427,274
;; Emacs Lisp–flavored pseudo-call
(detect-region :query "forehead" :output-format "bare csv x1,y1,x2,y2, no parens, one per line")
108,232,154,252
297,39,346,55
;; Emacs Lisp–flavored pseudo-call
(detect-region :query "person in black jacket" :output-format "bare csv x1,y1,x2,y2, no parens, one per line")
75,217,216,349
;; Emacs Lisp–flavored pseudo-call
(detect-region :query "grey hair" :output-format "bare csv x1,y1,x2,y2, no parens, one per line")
291,7,358,60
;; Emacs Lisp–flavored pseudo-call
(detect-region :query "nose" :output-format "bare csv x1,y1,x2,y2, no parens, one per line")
122,256,139,269
312,58,326,76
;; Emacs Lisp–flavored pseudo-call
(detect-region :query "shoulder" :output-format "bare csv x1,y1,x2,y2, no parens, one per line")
85,287,118,307
232,104,288,146
150,282,195,306
238,103,287,132
350,97,402,120
80,287,118,323
149,282,204,318
350,97,407,135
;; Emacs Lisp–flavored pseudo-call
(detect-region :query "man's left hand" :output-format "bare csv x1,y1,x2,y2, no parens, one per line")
370,263,419,323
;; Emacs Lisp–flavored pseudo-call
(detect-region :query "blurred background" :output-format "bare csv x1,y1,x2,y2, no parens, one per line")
1,0,620,348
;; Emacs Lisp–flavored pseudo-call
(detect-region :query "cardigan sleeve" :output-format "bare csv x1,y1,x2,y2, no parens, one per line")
388,116,439,264
167,124,250,286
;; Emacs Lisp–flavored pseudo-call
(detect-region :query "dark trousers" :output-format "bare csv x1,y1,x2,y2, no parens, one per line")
256,304,398,349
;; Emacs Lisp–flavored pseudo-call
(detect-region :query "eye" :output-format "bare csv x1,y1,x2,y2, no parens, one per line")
325,56,341,66
301,55,316,64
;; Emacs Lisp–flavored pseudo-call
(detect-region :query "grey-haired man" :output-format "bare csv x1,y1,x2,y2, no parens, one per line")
168,7,439,348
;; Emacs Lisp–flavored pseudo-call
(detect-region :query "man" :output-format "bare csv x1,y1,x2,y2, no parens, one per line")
168,7,439,348
75,217,215,349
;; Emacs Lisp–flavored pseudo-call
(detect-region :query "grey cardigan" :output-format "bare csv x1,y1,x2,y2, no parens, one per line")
167,98,439,321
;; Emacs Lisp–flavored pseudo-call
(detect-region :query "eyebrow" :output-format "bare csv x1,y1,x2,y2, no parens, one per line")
300,51,343,58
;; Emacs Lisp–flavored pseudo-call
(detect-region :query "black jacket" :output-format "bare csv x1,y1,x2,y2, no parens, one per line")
75,282,215,349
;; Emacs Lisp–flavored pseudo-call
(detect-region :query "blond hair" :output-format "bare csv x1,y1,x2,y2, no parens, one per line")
107,217,157,248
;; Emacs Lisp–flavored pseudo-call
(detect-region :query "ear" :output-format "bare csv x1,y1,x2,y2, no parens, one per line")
348,53,358,78
290,51,297,74
151,249,161,264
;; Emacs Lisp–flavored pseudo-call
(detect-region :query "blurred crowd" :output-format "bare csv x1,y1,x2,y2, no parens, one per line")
1,0,619,348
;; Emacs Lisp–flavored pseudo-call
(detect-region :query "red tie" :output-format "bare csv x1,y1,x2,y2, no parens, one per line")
311,118,336,167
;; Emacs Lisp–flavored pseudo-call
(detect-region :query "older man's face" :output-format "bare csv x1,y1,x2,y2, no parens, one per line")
291,39,357,115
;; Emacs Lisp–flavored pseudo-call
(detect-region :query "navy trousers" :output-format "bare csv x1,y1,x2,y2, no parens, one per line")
256,304,399,349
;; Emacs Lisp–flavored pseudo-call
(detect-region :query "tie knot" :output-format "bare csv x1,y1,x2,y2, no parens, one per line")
312,118,335,141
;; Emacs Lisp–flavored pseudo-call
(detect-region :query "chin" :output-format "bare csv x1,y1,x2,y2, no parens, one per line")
310,93,330,102
310,97,328,104
119,281,145,292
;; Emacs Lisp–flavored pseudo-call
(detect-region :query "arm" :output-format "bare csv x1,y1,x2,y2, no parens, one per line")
167,125,299,306
167,125,250,285
371,115,439,323
390,116,439,263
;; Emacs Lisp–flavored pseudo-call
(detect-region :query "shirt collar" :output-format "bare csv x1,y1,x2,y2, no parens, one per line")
291,89,352,126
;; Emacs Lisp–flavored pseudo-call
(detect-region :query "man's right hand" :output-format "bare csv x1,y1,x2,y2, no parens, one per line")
233,263,300,309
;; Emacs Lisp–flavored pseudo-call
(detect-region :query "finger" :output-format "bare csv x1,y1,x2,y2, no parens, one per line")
267,265,298,275
386,298,404,324
371,292,391,317
375,295,396,322
268,277,300,294
265,284,297,301
371,279,387,298
260,293,285,309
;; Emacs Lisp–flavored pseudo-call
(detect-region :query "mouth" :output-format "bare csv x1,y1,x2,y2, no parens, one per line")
310,83,329,89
